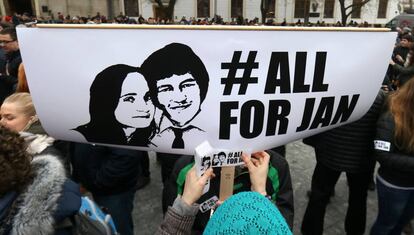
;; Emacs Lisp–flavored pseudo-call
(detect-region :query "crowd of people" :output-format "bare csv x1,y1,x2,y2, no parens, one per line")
7,11,379,27
0,13,413,235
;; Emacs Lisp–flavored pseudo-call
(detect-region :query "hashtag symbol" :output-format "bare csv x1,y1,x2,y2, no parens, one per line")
221,51,259,95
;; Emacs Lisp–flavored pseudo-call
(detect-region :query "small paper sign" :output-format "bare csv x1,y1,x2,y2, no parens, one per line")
199,196,219,213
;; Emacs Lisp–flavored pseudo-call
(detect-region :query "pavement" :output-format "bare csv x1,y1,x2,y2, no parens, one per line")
133,140,382,235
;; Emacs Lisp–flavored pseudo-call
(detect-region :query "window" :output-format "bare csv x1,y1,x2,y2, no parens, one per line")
294,0,310,18
124,0,139,16
263,0,276,18
351,0,362,18
198,0,210,18
231,0,243,18
377,0,388,18
324,0,335,18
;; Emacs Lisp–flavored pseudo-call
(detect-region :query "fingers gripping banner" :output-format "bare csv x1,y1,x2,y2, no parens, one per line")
17,26,396,154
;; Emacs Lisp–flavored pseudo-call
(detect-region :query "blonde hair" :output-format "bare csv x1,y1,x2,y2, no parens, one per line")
3,92,36,118
389,77,414,153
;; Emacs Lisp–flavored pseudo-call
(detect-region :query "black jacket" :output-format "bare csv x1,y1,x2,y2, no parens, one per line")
303,90,386,173
4,50,21,78
375,112,414,187
0,50,21,104
162,150,294,232
70,143,142,196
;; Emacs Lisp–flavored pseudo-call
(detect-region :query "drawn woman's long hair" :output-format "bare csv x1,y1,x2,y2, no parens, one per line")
389,77,414,153
74,64,156,146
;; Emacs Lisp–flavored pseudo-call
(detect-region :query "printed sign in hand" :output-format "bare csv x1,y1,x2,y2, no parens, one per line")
199,196,219,213
17,26,396,155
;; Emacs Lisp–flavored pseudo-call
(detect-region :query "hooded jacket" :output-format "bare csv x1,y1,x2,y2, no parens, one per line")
0,154,81,235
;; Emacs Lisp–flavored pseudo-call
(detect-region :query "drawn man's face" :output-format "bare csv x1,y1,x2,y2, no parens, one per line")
156,73,200,127
218,152,226,164
115,73,155,128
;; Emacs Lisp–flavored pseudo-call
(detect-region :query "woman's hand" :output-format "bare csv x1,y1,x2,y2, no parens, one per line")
390,59,396,66
242,151,270,196
182,166,214,206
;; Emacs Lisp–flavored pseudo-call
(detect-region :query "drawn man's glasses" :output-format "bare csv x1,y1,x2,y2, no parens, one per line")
0,40,15,46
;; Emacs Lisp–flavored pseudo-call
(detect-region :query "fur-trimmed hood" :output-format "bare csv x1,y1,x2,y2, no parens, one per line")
19,132,54,156
10,154,67,235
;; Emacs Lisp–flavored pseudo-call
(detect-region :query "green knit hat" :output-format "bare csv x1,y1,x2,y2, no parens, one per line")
204,192,292,235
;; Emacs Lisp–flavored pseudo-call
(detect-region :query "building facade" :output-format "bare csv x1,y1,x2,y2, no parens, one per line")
0,0,405,24
0,0,124,19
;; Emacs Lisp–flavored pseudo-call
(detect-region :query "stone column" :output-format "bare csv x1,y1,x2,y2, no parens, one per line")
119,0,125,15
0,0,6,16
33,0,41,17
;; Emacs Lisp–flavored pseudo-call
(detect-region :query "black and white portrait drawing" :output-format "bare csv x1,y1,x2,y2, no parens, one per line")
74,64,156,147
74,43,209,149
211,152,226,167
141,43,209,149
200,155,212,172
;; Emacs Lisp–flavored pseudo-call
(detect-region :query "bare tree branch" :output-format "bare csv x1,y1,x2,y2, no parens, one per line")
154,0,165,8
338,0,371,25
344,0,370,10
168,0,176,9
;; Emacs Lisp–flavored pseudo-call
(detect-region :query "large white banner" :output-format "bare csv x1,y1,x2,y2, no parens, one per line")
17,25,396,154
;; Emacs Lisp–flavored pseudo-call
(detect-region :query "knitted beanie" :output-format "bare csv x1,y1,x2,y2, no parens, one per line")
203,192,292,235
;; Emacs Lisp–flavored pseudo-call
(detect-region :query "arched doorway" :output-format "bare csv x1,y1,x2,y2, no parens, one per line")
5,0,33,15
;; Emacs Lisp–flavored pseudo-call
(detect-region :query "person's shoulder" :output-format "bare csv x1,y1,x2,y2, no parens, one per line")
187,125,204,133
72,124,92,141
172,155,194,176
108,146,142,158
266,150,289,169
32,153,65,170
378,110,394,125
62,179,81,195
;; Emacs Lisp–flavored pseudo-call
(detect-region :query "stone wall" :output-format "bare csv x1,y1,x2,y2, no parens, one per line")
35,0,120,18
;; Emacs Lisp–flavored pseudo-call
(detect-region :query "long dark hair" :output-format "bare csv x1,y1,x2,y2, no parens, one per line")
74,64,155,146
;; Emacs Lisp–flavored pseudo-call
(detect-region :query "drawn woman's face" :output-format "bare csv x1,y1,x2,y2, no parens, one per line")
114,73,155,128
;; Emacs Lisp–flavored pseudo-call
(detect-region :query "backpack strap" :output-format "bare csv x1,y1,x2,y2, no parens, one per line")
176,163,194,195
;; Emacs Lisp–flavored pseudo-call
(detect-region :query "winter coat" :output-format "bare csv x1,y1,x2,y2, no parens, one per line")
303,90,386,173
0,50,22,101
0,154,81,235
21,121,71,172
156,197,199,235
70,143,142,196
392,63,414,87
162,150,294,232
375,111,414,187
